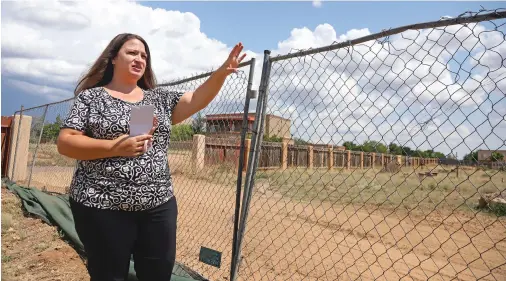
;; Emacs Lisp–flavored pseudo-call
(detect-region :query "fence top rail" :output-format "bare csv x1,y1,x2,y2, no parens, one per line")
158,58,254,87
270,9,506,62
13,97,75,116
262,142,283,147
288,145,311,149
10,58,256,116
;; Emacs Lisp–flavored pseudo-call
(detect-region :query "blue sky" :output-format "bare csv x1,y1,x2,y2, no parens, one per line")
1,1,505,156
144,1,504,52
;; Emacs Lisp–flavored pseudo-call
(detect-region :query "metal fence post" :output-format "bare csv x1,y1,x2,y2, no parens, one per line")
27,105,48,188
10,105,24,181
231,50,272,281
231,58,256,280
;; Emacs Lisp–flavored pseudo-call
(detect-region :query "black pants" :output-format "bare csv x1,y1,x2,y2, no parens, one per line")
70,197,178,281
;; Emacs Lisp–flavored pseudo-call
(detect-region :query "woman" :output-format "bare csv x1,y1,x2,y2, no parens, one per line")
57,33,246,281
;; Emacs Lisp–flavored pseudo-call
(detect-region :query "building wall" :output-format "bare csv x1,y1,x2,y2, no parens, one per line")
477,150,506,161
205,113,291,140
264,115,291,139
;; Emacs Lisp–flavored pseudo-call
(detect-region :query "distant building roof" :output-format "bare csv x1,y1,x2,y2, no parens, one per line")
205,113,290,122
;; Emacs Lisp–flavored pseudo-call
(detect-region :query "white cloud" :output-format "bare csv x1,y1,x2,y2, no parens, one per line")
312,0,322,8
7,79,71,102
1,0,257,90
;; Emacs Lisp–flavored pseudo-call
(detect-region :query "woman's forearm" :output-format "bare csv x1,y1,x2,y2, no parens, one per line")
191,67,228,110
57,133,116,161
172,67,228,124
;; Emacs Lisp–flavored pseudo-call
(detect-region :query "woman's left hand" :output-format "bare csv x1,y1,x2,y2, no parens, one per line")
220,42,247,75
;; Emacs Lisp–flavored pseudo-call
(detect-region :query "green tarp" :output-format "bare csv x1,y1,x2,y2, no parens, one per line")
2,178,207,281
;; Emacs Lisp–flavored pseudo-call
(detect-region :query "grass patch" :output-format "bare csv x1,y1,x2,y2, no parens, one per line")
255,166,506,212
2,213,13,233
489,203,506,217
2,255,13,263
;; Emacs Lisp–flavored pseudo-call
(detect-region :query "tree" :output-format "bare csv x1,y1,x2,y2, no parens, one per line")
293,138,310,145
388,142,403,155
263,134,283,142
433,152,446,159
361,140,387,153
490,152,504,162
342,141,357,151
192,112,206,134
401,146,413,156
412,150,424,158
463,151,478,162
171,124,194,141
40,115,63,143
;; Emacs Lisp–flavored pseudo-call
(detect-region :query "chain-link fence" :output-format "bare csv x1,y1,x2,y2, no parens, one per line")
9,98,77,194
233,9,506,281
5,7,506,281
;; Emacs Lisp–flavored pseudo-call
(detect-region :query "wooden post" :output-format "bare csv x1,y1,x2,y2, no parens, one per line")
7,113,32,182
372,153,376,169
347,150,351,170
360,152,364,169
192,134,205,173
281,138,289,170
243,139,251,172
328,144,334,170
308,145,314,170
381,153,384,167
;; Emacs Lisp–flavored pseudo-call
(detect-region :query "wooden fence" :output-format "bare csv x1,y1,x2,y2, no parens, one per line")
171,135,439,173
1,116,13,177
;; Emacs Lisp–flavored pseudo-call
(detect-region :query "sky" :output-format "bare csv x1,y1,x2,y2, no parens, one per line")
1,1,505,158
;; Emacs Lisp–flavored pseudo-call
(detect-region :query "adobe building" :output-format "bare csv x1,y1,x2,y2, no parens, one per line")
205,113,291,141
477,150,506,162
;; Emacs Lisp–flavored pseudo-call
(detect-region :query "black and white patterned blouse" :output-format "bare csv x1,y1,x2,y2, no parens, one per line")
61,86,184,211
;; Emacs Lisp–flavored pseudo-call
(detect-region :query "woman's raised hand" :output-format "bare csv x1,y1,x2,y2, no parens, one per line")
219,42,247,75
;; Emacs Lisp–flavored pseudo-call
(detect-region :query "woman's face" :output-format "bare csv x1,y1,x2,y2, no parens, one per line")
112,38,148,82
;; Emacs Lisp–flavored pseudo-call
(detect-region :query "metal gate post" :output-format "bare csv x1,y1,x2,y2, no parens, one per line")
231,58,256,279
231,50,272,281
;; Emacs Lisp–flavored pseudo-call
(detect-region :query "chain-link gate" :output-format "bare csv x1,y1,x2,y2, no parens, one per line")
157,59,257,280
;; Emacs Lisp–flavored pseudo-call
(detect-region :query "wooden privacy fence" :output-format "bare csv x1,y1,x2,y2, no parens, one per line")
1,116,13,177
175,135,439,173
284,144,438,170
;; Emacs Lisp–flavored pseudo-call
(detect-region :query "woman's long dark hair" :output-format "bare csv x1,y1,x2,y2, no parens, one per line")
74,33,157,95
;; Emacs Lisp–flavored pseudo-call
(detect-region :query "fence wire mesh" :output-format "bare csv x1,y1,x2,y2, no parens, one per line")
10,101,75,194
19,100,77,194
236,9,506,281
157,60,255,280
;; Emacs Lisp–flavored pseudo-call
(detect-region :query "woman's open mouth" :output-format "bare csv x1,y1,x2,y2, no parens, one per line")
132,65,142,72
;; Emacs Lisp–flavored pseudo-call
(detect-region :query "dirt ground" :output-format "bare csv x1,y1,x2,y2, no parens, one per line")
170,171,506,281
1,188,88,281
8,153,506,281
